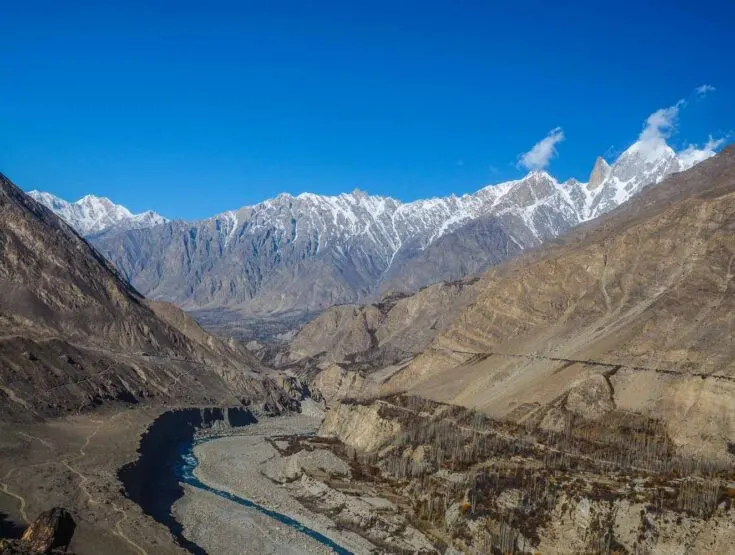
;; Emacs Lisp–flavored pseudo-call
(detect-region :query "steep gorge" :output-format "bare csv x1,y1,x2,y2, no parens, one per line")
118,407,259,553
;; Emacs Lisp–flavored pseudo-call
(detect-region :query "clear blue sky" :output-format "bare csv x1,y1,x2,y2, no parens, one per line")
1,0,732,220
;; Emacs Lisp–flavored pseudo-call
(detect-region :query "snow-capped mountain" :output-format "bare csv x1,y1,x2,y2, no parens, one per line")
581,141,678,219
87,136,722,318
27,191,167,236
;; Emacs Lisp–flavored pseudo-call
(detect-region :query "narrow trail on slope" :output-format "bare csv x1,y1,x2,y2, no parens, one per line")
0,468,29,525
443,347,735,383
60,417,149,555
0,460,60,525
16,432,54,450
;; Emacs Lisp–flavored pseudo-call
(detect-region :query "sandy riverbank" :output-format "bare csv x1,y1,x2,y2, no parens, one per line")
172,415,375,555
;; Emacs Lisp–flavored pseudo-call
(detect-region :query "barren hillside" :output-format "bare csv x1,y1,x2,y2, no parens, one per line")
381,145,735,459
0,173,294,420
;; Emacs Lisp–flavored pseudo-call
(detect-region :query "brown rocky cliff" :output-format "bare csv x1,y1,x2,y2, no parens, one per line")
319,401,402,452
20,508,75,553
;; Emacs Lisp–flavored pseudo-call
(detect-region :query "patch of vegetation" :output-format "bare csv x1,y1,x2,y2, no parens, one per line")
318,394,733,552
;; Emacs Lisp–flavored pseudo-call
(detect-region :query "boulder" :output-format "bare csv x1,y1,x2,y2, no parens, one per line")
19,508,75,553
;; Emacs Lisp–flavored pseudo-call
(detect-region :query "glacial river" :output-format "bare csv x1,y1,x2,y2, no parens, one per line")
175,437,353,555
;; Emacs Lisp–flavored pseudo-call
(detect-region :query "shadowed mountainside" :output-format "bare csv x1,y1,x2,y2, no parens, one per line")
0,173,295,421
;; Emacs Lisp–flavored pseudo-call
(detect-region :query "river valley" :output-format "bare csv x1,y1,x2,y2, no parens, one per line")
171,415,366,554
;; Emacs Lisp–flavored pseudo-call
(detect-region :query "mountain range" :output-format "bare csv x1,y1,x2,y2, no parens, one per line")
30,137,717,324
273,146,735,553
388,144,735,458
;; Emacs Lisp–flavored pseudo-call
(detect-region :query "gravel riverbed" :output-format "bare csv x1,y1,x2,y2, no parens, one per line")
171,415,374,554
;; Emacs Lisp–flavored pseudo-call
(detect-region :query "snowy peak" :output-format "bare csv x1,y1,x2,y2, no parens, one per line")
28,135,722,258
610,140,678,183
581,139,683,220
210,168,583,270
28,190,167,236
84,140,728,317
27,190,72,212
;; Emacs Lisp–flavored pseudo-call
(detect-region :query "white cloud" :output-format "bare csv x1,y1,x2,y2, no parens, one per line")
678,135,726,170
634,91,723,166
518,127,565,171
695,84,716,96
704,135,726,150
639,100,685,145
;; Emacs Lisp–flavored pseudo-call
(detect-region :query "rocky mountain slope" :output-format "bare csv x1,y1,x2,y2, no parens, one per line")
32,138,717,323
280,145,731,383
368,145,735,460
316,394,735,554
0,173,294,421
270,278,479,400
27,191,166,236
260,143,735,555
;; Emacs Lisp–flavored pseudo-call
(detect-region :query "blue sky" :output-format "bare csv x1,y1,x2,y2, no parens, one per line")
1,1,732,220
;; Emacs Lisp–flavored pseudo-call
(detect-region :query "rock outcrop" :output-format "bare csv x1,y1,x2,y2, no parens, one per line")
310,364,372,403
0,508,75,554
588,156,611,190
19,508,75,553
319,400,403,453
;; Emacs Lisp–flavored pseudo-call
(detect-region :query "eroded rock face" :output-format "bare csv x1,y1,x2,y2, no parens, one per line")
311,364,371,403
287,279,478,371
535,495,735,554
264,449,350,483
19,507,75,553
319,401,401,453
565,374,615,419
273,373,315,403
588,156,611,190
